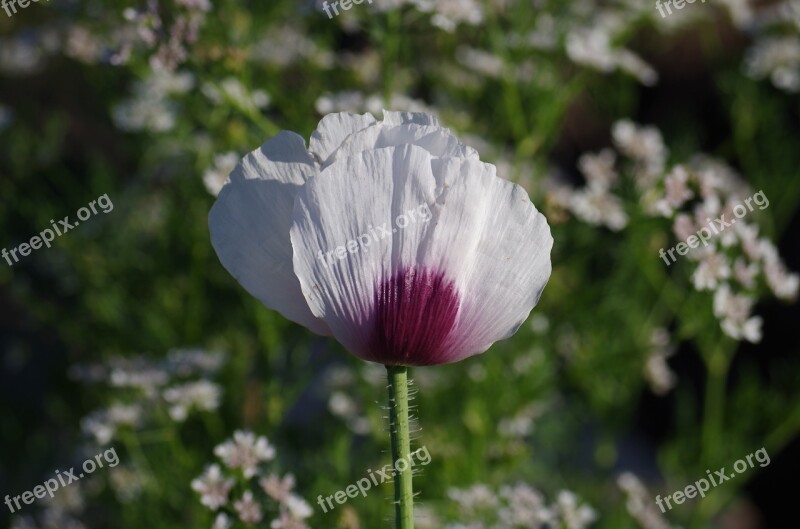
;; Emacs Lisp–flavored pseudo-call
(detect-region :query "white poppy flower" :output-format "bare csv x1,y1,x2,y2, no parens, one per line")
209,110,553,366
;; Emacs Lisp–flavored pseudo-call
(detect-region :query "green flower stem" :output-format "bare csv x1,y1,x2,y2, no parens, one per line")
387,365,414,529
701,347,731,462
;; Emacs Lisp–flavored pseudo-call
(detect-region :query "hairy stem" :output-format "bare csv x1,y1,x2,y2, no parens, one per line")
387,365,414,529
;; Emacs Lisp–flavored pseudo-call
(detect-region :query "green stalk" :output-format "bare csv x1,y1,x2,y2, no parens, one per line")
701,348,730,462
387,365,414,529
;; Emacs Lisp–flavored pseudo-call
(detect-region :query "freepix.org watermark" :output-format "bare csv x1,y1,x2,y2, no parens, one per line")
2,0,49,18
321,0,373,19
655,447,770,513
659,190,768,266
316,203,432,268
655,0,707,18
4,447,119,513
2,193,113,267
316,445,431,513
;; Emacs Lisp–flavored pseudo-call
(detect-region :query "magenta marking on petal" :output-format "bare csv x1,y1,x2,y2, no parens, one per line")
368,266,460,366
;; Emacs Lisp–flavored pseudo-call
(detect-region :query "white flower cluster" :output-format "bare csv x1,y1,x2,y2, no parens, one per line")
192,430,313,529
112,70,195,133
72,348,226,445
742,0,800,92
566,23,658,86
365,0,483,31
745,35,800,92
545,119,798,344
475,4,659,86
113,0,211,71
545,147,629,232
432,482,596,529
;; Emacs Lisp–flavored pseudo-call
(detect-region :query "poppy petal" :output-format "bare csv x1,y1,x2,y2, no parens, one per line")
209,131,331,335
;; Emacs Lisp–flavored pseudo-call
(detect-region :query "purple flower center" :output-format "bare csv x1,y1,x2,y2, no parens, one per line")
368,266,460,366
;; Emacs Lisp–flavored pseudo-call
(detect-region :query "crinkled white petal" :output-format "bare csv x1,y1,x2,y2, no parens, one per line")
209,131,330,335
430,155,553,359
326,122,479,169
309,112,377,164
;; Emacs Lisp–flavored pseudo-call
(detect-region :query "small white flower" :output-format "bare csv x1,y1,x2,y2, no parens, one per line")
733,258,759,289
692,252,731,291
191,464,234,511
763,259,800,301
234,491,263,525
672,213,697,242
570,187,629,231
259,473,295,502
215,430,275,478
713,284,762,343
578,149,617,191
556,490,597,529
612,120,667,182
284,494,313,519
663,165,694,209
